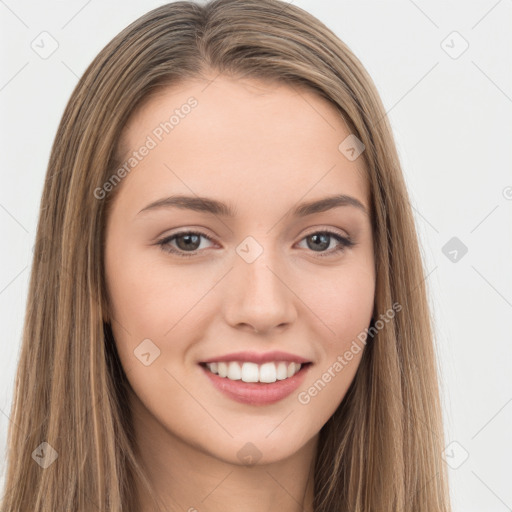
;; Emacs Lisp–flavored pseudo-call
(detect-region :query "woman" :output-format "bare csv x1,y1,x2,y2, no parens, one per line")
1,0,451,510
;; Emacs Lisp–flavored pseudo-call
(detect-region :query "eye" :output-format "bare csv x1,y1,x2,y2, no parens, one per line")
157,230,216,257
156,229,355,258
296,229,355,258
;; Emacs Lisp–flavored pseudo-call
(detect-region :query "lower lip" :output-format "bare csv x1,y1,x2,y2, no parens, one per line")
200,363,312,405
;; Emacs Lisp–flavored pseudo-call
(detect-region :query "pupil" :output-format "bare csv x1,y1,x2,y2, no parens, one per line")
178,234,200,251
309,233,329,251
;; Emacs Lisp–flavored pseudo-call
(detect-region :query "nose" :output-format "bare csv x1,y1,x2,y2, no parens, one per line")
223,250,297,335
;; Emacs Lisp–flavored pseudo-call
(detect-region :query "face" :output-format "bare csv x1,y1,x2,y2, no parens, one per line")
104,74,375,466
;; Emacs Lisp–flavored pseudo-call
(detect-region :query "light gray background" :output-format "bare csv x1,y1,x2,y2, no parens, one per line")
1,1,511,510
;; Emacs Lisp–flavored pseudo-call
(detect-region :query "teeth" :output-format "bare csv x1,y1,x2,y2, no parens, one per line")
205,361,303,383
227,361,242,380
217,362,228,377
259,362,276,383
276,362,288,380
241,362,259,382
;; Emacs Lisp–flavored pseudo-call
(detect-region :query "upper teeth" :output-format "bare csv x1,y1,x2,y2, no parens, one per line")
206,361,302,383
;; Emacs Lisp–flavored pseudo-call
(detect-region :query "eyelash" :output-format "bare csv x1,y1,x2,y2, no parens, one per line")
156,229,355,259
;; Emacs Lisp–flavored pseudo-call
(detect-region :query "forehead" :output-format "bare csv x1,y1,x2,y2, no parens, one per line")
112,75,370,219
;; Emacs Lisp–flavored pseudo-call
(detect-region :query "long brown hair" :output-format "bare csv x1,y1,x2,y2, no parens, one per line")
1,1,451,510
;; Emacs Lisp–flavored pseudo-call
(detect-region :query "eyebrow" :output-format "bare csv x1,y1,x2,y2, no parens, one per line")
137,193,369,218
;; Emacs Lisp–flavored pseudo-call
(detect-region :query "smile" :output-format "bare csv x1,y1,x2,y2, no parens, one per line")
199,362,312,405
204,361,303,383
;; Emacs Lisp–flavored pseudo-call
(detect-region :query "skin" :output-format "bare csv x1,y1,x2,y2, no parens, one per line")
104,74,375,512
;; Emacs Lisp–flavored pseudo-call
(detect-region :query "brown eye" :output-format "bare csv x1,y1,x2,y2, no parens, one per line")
157,231,215,257
174,233,201,251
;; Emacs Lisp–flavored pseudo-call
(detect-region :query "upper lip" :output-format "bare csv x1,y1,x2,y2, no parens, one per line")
200,350,311,365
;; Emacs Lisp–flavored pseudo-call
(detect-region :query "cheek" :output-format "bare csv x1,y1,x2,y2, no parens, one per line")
294,262,374,412
105,241,206,339
301,262,375,340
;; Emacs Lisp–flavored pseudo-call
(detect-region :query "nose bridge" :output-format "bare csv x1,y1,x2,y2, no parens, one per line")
237,238,285,302
240,249,281,297
224,236,296,332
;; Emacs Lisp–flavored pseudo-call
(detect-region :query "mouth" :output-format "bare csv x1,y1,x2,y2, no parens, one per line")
199,360,312,383
198,361,313,405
